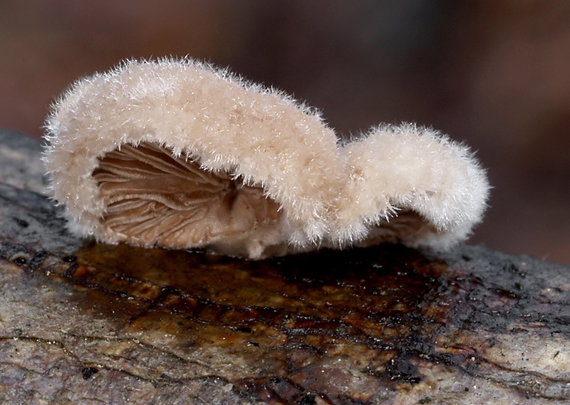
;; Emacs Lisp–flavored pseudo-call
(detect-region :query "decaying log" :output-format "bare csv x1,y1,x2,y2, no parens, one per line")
1,129,569,404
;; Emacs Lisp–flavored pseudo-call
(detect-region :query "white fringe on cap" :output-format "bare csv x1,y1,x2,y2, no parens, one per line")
43,58,490,259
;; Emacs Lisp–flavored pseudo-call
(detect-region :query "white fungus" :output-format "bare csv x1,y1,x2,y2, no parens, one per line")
43,58,490,259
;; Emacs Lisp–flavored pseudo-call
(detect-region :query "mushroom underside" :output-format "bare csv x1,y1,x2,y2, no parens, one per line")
92,142,437,253
356,210,439,248
92,142,282,249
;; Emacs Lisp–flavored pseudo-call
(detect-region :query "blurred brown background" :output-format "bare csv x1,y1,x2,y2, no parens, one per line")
1,1,569,264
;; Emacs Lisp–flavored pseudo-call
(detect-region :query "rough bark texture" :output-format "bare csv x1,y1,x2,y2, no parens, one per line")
1,129,569,404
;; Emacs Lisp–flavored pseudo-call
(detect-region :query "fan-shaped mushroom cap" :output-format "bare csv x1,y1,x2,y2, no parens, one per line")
44,58,489,259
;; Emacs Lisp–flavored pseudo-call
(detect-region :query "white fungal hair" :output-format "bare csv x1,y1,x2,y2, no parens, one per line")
43,57,490,259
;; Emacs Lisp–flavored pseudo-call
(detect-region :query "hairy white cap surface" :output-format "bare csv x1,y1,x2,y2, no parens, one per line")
44,58,489,259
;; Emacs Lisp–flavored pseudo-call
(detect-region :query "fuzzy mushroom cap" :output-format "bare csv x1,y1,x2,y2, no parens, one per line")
43,58,490,259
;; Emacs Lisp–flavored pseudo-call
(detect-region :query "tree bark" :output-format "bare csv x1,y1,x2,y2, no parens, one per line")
1,129,569,404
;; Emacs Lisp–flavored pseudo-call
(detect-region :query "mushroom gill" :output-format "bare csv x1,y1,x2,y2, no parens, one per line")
92,142,282,250
357,210,440,248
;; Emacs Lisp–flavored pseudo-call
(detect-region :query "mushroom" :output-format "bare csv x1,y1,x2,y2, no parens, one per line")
43,58,489,259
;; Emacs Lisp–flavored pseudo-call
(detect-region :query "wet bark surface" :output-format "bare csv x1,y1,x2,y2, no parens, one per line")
1,129,569,404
